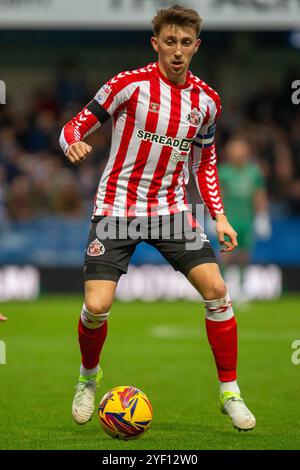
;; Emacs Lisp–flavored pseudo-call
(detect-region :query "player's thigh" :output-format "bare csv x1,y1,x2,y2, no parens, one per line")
149,211,217,275
85,219,137,274
188,262,227,300
84,279,117,314
84,218,138,314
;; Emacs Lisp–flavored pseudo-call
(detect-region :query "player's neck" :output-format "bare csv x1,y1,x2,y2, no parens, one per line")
157,61,188,86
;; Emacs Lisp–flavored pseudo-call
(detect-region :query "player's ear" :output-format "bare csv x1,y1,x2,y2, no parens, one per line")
151,36,158,53
194,38,201,54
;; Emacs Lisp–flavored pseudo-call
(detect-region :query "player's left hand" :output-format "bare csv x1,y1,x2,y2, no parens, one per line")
215,214,238,252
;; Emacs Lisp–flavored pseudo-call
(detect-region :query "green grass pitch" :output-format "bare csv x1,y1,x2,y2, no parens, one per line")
0,295,299,450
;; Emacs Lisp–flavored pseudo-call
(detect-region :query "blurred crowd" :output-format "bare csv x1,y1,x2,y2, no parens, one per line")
0,63,300,222
0,63,111,223
217,70,300,217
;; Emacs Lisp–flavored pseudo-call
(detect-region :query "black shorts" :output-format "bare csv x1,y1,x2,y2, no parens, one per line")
84,212,217,283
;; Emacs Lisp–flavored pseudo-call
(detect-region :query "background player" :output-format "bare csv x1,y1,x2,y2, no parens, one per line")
219,136,271,301
60,5,256,432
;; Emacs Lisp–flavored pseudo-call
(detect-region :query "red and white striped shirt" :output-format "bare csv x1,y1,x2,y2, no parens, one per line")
60,62,224,218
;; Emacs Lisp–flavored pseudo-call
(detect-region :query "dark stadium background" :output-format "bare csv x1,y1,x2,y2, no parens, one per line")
1,28,300,298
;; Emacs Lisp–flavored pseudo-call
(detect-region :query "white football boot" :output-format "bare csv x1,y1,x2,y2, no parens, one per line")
72,368,103,424
220,392,256,431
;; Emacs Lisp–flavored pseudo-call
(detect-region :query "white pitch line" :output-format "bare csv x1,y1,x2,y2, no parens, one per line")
149,325,199,340
149,325,298,342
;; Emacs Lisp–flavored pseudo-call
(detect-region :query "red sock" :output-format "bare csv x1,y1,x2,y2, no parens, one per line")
205,316,237,382
78,318,108,370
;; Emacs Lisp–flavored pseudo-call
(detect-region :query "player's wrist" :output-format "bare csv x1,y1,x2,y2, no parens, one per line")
214,212,227,222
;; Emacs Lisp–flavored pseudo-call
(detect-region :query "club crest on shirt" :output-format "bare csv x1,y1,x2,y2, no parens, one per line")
186,107,201,127
87,238,105,256
149,102,160,113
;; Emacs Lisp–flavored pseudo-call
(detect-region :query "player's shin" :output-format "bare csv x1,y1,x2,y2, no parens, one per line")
72,305,108,424
204,294,256,430
204,292,237,384
78,304,109,373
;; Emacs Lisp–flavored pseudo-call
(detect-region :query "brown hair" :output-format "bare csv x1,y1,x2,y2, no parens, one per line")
152,5,202,38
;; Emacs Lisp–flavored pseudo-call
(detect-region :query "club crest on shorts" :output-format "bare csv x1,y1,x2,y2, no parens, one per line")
87,238,105,256
186,107,201,126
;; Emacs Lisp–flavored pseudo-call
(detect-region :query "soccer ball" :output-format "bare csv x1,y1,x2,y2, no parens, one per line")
98,386,153,440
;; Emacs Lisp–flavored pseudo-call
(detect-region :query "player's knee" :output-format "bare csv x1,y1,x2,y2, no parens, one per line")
81,302,110,329
202,282,227,301
84,299,112,316
203,290,234,321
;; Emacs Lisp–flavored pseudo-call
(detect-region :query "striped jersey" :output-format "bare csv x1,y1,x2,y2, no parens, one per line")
60,62,224,218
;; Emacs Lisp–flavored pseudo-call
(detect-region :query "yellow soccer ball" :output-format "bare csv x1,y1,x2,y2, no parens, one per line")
98,386,153,440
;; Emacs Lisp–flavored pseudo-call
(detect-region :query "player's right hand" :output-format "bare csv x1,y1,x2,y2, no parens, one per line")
66,142,92,164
